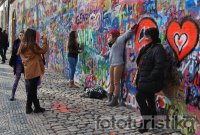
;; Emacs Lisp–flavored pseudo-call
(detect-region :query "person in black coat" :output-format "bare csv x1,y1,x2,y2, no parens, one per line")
0,28,5,64
134,28,166,133
9,30,24,101
2,30,9,60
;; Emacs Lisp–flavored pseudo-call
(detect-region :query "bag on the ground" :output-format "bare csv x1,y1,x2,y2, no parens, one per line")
81,86,107,99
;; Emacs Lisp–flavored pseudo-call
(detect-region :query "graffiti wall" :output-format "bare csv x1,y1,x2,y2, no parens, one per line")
10,0,200,134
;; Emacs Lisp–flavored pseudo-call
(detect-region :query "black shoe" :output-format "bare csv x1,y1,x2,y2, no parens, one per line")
33,99,45,113
107,96,118,106
9,98,15,101
1,61,5,64
26,108,33,114
107,93,113,103
34,107,45,113
138,128,148,133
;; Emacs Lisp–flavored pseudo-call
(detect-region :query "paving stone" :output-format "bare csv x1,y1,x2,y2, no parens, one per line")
0,60,183,135
67,126,79,132
171,133,183,135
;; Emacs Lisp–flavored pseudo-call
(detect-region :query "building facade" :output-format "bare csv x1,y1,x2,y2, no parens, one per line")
0,0,9,31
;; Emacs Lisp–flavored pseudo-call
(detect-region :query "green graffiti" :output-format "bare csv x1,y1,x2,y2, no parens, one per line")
78,27,94,49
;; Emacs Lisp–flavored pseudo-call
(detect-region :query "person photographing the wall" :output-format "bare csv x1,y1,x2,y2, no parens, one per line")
18,29,48,114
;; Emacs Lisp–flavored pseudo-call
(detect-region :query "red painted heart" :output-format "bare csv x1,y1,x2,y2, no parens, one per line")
135,17,157,53
167,19,199,62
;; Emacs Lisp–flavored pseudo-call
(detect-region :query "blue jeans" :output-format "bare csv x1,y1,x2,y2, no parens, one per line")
11,64,23,98
68,57,78,80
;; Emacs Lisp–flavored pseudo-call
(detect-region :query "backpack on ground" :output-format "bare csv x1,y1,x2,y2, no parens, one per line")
81,86,107,99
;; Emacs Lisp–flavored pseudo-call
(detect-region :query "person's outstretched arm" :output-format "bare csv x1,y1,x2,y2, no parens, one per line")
33,37,48,54
119,24,138,42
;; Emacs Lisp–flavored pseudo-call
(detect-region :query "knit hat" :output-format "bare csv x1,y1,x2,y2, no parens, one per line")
145,27,159,41
110,29,120,37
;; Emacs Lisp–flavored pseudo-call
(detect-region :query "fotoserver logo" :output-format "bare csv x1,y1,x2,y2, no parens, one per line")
95,115,196,134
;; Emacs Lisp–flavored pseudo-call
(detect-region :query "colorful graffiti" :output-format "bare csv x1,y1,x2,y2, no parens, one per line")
167,18,199,62
10,0,200,134
135,17,158,52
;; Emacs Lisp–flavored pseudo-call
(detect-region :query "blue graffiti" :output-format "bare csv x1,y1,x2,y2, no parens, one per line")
112,17,119,30
143,0,157,14
101,11,112,30
186,0,200,10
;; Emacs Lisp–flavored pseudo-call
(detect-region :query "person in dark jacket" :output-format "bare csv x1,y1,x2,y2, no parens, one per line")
9,30,24,101
0,28,5,64
2,30,9,60
135,28,166,133
67,31,83,88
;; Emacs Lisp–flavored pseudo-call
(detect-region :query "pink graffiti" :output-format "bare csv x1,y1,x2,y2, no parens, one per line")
187,105,196,112
84,74,96,88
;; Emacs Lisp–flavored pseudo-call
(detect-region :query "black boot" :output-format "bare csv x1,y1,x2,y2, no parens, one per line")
119,96,126,106
10,97,15,101
107,93,113,102
33,99,45,113
26,100,33,114
107,95,118,106
10,88,16,101
1,56,5,64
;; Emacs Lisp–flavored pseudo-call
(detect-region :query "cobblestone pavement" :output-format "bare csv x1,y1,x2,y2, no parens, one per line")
0,61,183,135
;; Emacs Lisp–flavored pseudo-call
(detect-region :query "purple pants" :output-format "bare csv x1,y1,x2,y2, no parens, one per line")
11,64,23,99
